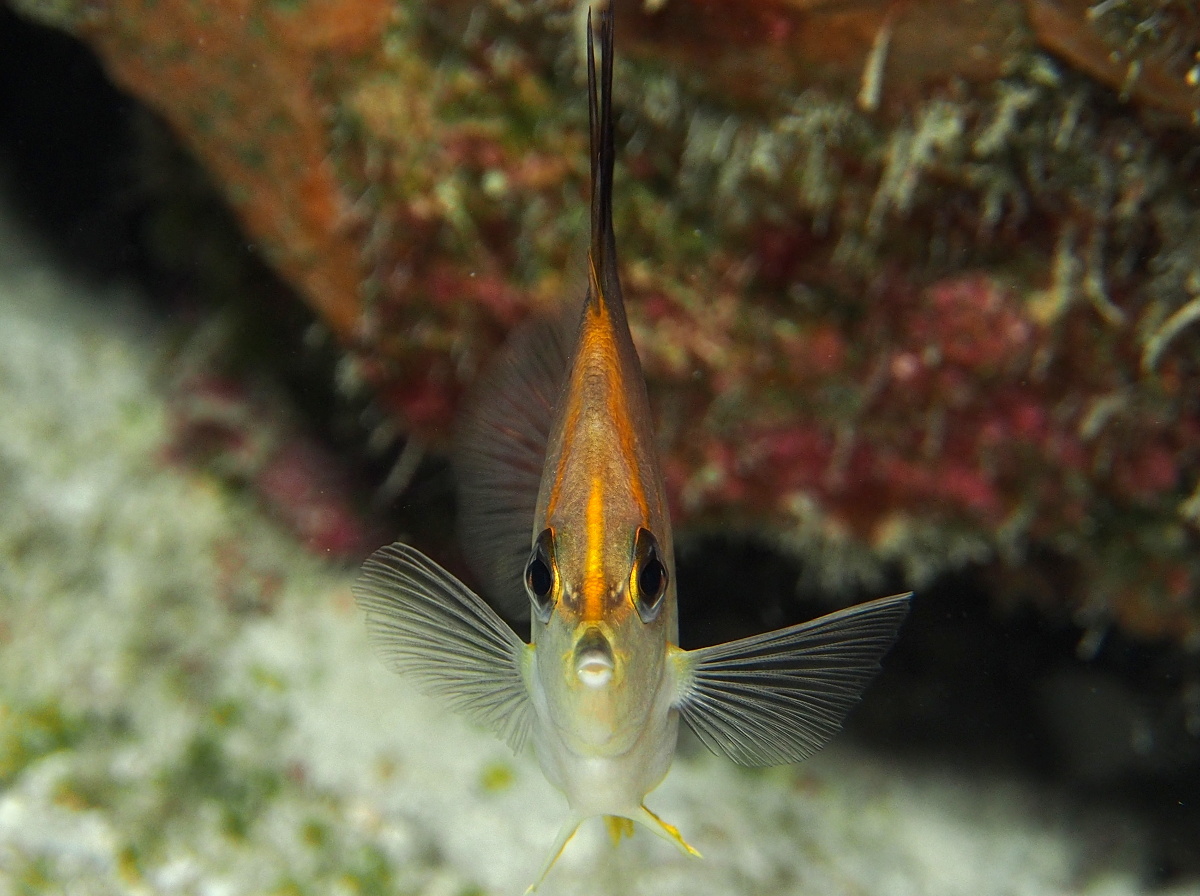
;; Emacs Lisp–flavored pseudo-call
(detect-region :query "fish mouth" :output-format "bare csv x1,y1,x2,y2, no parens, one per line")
574,627,615,689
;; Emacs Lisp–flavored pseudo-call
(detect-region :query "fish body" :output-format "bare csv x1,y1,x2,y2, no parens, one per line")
354,4,910,889
523,11,679,837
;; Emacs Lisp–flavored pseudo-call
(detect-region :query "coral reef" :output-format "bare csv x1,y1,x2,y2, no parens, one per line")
11,0,1200,642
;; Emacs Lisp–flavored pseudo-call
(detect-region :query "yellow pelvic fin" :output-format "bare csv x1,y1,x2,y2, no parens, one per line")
638,805,702,858
604,815,635,845
525,817,582,894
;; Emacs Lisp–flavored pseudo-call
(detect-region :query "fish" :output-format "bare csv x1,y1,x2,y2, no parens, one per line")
353,3,911,890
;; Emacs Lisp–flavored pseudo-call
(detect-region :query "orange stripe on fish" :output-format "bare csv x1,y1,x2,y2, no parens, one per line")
581,476,607,621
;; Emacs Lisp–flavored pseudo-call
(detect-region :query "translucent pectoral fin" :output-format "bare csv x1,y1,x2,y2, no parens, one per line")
354,543,534,753
672,592,912,767
455,312,571,621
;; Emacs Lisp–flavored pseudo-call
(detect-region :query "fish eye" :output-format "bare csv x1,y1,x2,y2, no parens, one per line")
525,528,557,623
632,527,667,623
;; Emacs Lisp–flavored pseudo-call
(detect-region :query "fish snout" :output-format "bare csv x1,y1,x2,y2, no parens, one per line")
574,627,615,689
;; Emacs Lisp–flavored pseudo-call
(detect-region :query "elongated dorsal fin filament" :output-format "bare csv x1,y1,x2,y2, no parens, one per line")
586,3,619,312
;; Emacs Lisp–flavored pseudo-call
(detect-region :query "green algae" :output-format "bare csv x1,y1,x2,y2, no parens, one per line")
478,759,516,793
161,731,284,839
0,701,87,787
10,855,55,896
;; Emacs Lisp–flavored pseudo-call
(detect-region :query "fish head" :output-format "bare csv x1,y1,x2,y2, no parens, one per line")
525,466,676,755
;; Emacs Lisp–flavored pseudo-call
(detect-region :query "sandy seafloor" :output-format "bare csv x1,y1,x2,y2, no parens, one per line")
0,192,1196,896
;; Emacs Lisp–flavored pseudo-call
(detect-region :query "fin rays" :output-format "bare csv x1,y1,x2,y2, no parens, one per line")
354,543,533,753
673,593,911,767
455,314,570,620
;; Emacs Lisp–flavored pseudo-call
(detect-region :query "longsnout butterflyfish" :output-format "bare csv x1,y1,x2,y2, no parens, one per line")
354,4,911,889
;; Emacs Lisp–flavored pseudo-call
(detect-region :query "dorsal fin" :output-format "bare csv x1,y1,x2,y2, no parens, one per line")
455,312,571,621
586,2,624,320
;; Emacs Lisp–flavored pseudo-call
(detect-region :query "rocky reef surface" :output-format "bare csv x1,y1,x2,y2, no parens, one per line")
1,179,1196,896
7,0,1200,643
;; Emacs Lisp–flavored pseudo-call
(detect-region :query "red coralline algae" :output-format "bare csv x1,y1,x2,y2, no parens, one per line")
750,427,836,496
912,276,1034,372
777,324,846,381
425,266,527,329
255,441,372,558
378,373,460,435
1114,440,1181,502
932,464,1005,519
165,373,375,560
